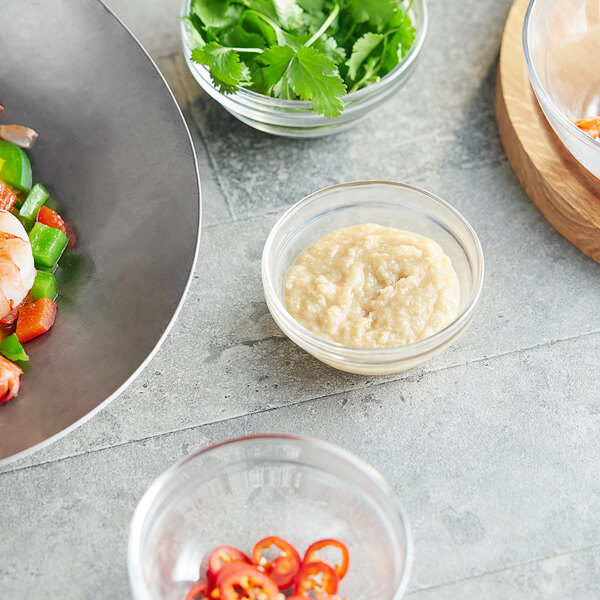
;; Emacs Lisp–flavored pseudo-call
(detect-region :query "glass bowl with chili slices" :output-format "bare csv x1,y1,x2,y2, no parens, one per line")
128,435,412,600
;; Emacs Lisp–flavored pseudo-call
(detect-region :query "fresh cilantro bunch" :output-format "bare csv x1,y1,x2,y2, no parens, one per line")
184,0,416,118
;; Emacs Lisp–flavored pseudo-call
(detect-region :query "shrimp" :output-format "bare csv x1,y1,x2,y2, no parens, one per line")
0,125,38,149
0,105,38,149
574,115,600,139
0,355,22,405
0,211,36,319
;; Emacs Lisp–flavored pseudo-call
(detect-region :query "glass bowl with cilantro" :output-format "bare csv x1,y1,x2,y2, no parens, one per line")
181,0,428,137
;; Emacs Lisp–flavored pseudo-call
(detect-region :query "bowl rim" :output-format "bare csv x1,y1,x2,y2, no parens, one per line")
179,0,429,112
522,0,600,151
261,180,485,361
128,433,414,600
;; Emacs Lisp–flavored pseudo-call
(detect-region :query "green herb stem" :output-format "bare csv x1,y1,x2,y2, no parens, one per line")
232,2,284,34
340,20,357,45
230,47,264,53
305,2,341,47
348,73,370,93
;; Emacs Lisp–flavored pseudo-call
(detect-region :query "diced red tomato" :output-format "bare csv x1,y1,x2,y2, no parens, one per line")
207,545,251,582
37,205,67,235
16,296,57,343
294,561,339,598
0,180,17,211
252,536,301,589
216,562,279,600
304,539,350,580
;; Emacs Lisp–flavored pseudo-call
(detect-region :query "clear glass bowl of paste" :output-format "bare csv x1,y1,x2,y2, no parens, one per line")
262,181,484,375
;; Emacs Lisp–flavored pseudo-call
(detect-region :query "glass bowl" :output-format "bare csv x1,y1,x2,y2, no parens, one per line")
128,434,413,600
179,0,428,138
261,181,484,375
523,0,600,178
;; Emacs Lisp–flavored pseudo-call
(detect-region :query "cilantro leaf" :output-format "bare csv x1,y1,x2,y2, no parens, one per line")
259,45,296,88
346,32,383,80
190,0,228,27
246,0,304,30
313,35,346,63
379,10,416,73
222,24,267,49
348,0,399,25
272,73,297,99
349,55,380,91
390,9,416,57
287,46,346,117
190,0,241,29
297,0,326,13
240,11,279,46
192,43,244,93
181,15,208,49
278,30,311,50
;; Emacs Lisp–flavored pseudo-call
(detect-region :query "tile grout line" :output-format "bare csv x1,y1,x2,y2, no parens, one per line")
187,109,236,221
2,327,600,476
220,157,510,226
406,540,600,595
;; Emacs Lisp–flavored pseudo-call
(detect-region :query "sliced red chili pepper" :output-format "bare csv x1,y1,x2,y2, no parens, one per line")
185,580,210,600
294,561,339,598
304,539,350,580
251,535,301,589
207,545,251,582
216,562,279,600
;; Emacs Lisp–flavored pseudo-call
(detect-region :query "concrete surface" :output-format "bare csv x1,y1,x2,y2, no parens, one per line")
2,0,600,597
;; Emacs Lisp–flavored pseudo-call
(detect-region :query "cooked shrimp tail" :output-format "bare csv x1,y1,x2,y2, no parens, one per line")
0,355,22,405
0,212,36,318
0,125,38,149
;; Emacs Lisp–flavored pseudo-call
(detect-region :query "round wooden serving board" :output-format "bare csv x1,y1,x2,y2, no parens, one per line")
496,0,600,263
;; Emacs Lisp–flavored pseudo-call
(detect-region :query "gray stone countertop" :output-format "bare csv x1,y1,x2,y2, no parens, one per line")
2,0,600,598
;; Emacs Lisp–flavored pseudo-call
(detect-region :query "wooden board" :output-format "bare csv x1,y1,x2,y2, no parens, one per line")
496,0,600,263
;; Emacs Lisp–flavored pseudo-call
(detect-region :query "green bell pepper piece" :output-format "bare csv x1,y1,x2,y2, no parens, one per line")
0,334,29,362
19,183,49,223
30,270,58,301
0,140,32,193
28,222,68,268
